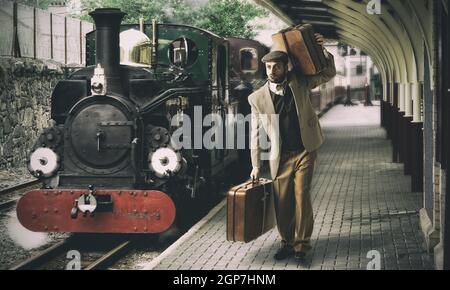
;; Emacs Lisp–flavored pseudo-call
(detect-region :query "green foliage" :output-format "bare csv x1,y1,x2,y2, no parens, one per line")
166,0,201,25
37,0,51,9
195,0,267,38
76,0,199,24
19,0,51,9
75,0,267,39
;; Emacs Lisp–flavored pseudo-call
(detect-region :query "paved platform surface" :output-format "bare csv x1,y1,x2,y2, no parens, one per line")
146,102,434,270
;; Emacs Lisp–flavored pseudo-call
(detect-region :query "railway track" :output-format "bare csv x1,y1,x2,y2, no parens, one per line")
0,179,40,195
0,198,19,211
3,181,226,270
10,234,133,270
0,180,40,211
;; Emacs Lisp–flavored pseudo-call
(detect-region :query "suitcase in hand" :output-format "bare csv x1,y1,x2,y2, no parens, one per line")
227,178,276,243
272,24,327,75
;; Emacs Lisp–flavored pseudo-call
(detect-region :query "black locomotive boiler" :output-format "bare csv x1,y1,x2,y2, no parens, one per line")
17,8,268,233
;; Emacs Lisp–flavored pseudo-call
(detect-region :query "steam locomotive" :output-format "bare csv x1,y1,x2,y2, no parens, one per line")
16,8,269,233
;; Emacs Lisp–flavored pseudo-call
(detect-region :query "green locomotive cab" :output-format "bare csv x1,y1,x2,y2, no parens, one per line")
86,23,228,87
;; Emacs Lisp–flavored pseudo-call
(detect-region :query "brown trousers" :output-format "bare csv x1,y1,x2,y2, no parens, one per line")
273,149,317,252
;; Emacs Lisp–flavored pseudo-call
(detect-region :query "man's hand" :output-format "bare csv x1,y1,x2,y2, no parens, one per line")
250,167,260,181
315,33,325,47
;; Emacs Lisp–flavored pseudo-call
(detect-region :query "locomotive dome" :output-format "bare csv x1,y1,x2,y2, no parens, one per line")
120,29,151,66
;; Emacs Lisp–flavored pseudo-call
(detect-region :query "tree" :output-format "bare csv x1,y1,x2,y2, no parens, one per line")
195,0,267,38
18,0,51,9
77,0,169,23
166,0,201,25
76,0,201,24
76,0,268,39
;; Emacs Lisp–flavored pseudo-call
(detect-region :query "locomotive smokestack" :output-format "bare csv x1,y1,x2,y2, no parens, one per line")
89,8,125,94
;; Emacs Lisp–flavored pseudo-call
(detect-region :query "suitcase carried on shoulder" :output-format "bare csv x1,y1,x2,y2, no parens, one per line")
272,23,328,75
227,178,276,243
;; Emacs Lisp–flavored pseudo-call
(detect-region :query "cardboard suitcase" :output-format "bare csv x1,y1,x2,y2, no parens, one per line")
227,178,276,243
272,24,328,75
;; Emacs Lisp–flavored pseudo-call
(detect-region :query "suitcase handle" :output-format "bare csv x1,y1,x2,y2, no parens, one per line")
239,178,270,189
251,177,268,185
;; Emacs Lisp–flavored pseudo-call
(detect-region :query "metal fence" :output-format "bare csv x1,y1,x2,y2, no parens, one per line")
0,0,94,65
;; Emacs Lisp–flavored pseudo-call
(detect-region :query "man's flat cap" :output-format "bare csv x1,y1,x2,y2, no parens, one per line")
261,51,288,63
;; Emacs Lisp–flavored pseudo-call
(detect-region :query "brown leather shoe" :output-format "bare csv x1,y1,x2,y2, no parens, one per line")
274,245,294,260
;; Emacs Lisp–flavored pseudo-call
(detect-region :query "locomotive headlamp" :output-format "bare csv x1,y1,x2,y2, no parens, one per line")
91,82,104,94
91,64,107,95
148,147,186,178
28,147,60,178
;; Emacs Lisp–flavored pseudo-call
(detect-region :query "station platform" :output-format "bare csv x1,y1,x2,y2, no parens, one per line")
143,102,434,270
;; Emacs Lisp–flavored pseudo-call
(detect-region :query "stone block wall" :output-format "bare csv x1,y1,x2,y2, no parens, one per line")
0,57,63,169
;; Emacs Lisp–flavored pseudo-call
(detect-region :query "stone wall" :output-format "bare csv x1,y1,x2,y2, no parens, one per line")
0,57,63,169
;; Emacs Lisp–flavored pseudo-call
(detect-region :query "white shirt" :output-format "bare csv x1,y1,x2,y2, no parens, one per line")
269,79,287,96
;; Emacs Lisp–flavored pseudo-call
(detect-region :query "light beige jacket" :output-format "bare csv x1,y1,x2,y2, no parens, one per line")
248,52,336,179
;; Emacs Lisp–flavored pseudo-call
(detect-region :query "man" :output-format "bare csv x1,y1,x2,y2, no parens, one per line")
248,33,336,261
